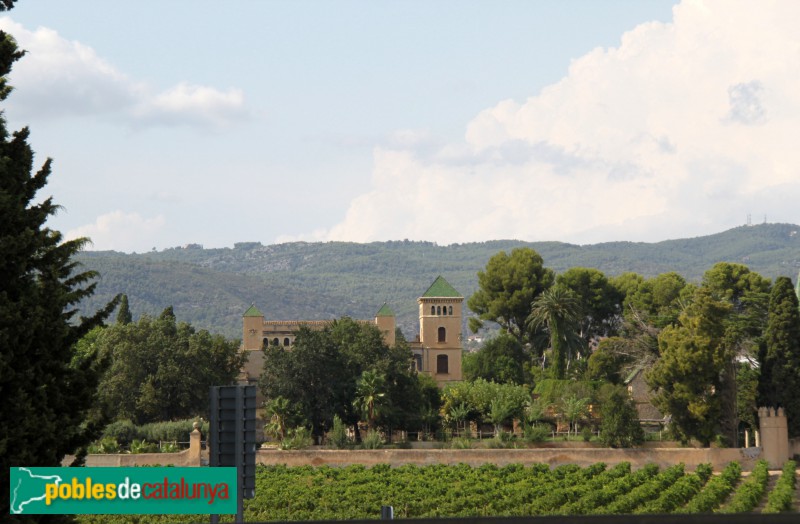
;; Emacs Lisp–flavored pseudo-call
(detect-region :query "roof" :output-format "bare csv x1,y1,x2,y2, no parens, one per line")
421,276,462,298
376,303,395,317
243,304,263,317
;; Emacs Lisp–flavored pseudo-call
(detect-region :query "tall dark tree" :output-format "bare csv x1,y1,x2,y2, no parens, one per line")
0,29,117,519
116,293,132,324
462,332,527,385
758,276,800,436
96,312,244,424
556,267,623,341
468,248,554,344
527,286,582,379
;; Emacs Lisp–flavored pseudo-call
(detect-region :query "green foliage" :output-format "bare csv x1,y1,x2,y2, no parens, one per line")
0,29,119,520
116,293,132,324
557,267,623,341
647,287,732,445
100,418,206,448
600,386,645,448
440,379,529,428
759,276,800,436
87,437,121,455
596,464,686,514
528,285,582,379
328,415,350,449
94,310,243,424
523,424,551,443
683,461,741,513
763,460,797,514
462,332,527,384
718,459,769,513
129,439,159,454
261,318,423,438
359,430,383,449
468,247,555,343
279,427,313,450
634,463,712,514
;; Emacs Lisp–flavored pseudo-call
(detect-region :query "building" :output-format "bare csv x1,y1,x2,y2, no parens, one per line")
240,276,463,387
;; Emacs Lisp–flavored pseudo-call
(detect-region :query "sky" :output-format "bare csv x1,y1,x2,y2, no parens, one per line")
1,0,797,253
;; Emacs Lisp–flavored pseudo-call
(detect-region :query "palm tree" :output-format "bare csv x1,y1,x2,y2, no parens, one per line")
560,395,589,438
265,396,293,440
354,370,386,430
527,286,582,379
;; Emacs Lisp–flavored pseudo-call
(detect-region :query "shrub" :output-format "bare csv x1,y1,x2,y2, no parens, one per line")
87,437,120,454
719,460,769,513
581,427,593,442
129,439,159,454
280,427,313,450
763,460,797,513
524,424,551,443
329,415,350,449
449,437,472,449
360,430,383,450
102,420,138,447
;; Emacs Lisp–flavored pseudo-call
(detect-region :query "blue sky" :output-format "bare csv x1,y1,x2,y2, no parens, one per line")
2,1,797,252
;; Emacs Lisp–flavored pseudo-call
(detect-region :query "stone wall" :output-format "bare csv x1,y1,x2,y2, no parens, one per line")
255,447,761,471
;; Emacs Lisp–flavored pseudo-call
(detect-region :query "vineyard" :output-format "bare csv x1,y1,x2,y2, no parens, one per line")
76,459,797,523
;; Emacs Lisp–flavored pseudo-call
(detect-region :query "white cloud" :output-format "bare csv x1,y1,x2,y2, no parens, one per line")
0,17,248,128
66,211,166,252
312,0,800,245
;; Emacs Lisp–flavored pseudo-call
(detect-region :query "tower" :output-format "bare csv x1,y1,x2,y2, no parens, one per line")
417,276,463,385
375,303,396,347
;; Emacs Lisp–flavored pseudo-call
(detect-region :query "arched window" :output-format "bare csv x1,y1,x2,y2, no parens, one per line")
437,354,449,374
262,338,269,348
414,354,423,372
448,305,453,315
436,305,441,316
431,305,435,315
283,337,290,347
272,338,279,346
438,326,446,342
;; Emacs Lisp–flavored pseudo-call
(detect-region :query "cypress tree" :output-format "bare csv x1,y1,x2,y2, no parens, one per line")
116,293,132,324
758,276,800,436
0,29,117,519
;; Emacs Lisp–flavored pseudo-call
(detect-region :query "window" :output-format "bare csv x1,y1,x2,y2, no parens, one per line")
262,338,269,348
283,337,290,347
414,354,423,372
272,338,279,346
436,305,441,316
437,355,449,374
448,305,453,315
431,305,435,315
438,326,446,342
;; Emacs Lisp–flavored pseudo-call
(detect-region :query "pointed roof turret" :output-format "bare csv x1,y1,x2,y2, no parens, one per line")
421,276,462,298
376,303,395,317
243,304,263,317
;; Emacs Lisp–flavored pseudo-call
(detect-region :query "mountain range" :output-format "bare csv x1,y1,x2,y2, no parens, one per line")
75,223,800,340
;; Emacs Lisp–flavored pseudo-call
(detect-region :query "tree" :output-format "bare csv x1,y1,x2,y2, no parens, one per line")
95,311,243,424
264,396,295,440
556,267,623,341
758,276,800,436
527,286,582,379
354,370,386,430
600,386,644,448
0,28,118,519
586,337,631,384
647,288,731,446
116,293,132,324
462,332,527,384
559,395,589,438
468,248,554,343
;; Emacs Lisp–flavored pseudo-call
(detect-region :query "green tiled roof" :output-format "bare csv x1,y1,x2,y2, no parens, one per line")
243,304,263,317
376,303,395,317
421,276,462,298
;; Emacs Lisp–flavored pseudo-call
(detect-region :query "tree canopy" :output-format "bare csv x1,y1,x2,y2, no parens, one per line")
0,28,117,520
467,248,554,343
94,307,244,424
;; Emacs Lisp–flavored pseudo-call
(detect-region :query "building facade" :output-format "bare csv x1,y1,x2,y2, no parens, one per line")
240,276,463,387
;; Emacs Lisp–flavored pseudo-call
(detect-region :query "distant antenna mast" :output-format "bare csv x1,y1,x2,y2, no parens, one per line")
764,215,767,224
747,214,752,226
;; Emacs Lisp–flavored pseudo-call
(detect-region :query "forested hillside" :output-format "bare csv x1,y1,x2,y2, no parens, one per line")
75,223,800,339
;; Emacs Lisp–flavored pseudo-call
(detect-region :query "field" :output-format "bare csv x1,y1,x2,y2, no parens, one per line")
76,459,796,523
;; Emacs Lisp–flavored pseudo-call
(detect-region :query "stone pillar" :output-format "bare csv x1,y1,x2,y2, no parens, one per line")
189,421,202,466
758,406,790,468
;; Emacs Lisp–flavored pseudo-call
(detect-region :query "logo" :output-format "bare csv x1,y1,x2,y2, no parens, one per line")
9,467,237,515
